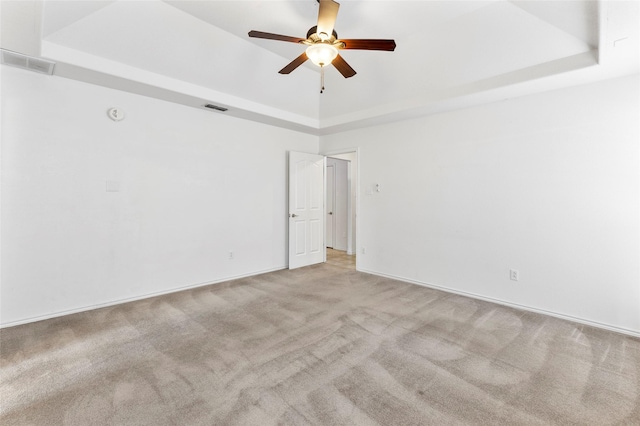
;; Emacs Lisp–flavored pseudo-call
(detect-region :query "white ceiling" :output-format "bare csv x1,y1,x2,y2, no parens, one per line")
3,1,639,134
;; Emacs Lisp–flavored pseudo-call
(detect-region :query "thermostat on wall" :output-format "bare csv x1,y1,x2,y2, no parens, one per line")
107,107,125,121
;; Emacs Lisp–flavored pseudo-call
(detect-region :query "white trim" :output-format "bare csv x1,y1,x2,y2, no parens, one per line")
0,266,286,329
5,264,636,339
358,268,640,339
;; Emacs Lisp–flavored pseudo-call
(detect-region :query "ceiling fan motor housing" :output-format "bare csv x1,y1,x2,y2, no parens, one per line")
306,26,339,44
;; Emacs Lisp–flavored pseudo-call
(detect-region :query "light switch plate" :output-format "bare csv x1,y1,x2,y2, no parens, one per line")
106,180,120,192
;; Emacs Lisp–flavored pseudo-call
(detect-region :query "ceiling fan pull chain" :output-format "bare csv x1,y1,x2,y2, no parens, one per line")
320,65,325,94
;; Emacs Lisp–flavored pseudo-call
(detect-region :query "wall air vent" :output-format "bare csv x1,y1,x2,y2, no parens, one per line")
203,103,228,112
1,49,55,75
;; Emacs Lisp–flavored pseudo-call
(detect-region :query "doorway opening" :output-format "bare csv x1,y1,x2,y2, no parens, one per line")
324,149,358,270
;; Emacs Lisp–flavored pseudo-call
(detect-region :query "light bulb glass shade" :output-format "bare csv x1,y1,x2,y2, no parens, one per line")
305,43,338,67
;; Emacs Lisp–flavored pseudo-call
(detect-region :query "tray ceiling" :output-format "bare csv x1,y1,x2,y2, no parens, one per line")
2,1,638,134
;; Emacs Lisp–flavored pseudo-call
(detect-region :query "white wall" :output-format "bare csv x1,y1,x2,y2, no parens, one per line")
320,74,640,335
3,65,638,335
1,66,318,326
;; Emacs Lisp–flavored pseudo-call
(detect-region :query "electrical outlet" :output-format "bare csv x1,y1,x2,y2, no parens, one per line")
229,251,234,260
510,269,519,281
361,247,366,254
105,180,120,192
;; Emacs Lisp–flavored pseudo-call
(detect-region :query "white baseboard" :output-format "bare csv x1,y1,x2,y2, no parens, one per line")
0,266,287,329
6,266,638,339
357,268,640,339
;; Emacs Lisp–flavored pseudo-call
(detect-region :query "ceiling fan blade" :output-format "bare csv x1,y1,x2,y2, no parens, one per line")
279,52,309,74
248,30,306,44
339,39,396,51
332,54,356,78
317,0,340,40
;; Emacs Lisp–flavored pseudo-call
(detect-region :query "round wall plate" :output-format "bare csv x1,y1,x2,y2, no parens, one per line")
107,107,125,121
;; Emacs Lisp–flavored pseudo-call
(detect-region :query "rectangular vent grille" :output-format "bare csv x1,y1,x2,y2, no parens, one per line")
1,49,55,75
204,103,228,112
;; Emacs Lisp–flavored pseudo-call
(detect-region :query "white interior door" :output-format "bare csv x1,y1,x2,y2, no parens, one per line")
326,157,349,251
326,164,335,249
289,151,325,269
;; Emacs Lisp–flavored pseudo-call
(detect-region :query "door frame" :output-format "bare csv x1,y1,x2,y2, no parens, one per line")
320,147,359,261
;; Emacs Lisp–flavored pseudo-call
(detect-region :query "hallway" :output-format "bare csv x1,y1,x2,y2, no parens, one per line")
325,248,355,270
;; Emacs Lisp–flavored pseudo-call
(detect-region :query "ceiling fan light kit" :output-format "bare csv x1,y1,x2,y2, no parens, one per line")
305,43,338,67
248,0,396,93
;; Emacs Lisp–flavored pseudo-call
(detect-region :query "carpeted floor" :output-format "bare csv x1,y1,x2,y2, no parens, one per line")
1,263,639,425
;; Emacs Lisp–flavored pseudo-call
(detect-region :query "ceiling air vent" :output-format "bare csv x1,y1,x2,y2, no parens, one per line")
1,49,55,75
203,103,228,112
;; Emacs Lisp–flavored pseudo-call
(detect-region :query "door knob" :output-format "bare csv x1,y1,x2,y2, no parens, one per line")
290,213,298,218
328,212,333,215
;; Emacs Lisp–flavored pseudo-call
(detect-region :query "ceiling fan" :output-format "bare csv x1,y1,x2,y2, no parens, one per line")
248,0,396,92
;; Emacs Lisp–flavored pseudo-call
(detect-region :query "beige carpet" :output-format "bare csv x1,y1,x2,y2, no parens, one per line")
1,263,639,425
